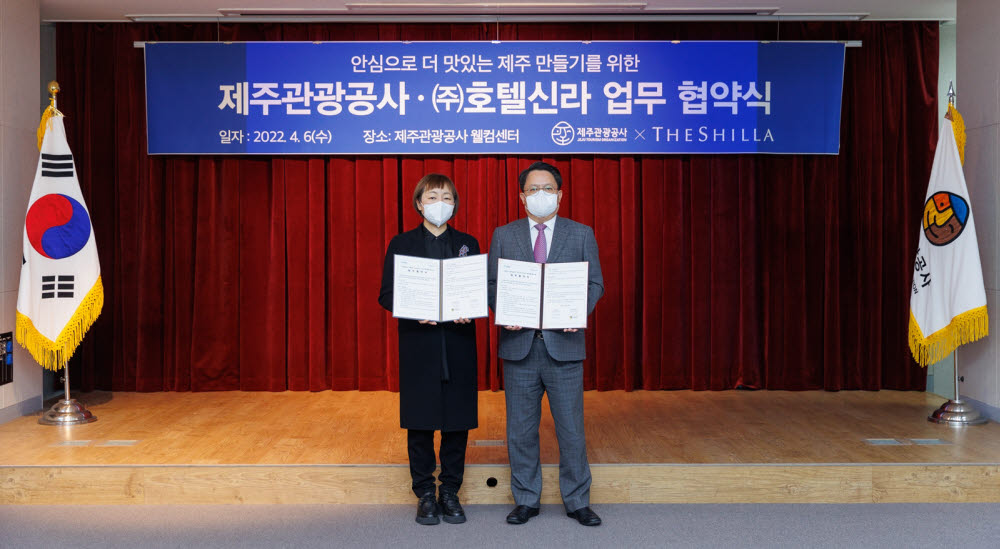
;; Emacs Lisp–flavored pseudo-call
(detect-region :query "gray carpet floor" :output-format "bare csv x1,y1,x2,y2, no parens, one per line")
1,503,999,549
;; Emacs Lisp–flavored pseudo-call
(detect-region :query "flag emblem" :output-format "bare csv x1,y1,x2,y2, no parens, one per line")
26,194,93,259
922,191,968,246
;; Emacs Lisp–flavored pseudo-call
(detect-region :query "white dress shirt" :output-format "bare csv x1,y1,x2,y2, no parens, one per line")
529,215,556,261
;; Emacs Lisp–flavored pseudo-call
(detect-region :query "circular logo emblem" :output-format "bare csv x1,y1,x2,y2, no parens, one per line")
551,121,575,146
25,194,92,259
922,191,969,246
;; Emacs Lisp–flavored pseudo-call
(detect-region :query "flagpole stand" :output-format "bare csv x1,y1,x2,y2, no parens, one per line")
928,401,987,425
39,362,96,426
929,349,987,426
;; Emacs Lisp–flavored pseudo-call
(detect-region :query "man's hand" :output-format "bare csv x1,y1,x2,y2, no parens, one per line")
418,320,438,325
563,328,578,332
453,318,472,324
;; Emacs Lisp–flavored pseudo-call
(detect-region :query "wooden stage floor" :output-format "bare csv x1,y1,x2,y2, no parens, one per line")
3,390,1000,504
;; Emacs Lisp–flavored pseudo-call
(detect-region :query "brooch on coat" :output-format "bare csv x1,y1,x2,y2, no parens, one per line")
459,244,470,257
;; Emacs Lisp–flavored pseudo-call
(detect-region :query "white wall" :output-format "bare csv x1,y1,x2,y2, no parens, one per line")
0,0,42,420
956,0,1000,409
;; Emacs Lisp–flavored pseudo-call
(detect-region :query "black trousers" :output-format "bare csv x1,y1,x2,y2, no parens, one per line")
407,429,469,497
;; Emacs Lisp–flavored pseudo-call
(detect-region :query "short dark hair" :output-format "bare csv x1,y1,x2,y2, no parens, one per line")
518,161,562,191
412,173,458,214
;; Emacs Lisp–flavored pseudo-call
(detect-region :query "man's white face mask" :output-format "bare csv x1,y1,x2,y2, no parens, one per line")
524,189,559,218
422,200,454,227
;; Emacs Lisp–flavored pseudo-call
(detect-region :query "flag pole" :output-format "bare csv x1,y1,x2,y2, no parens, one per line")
928,82,987,426
36,81,96,426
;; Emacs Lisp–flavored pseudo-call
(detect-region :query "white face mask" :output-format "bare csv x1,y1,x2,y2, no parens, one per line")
525,190,559,218
421,201,454,227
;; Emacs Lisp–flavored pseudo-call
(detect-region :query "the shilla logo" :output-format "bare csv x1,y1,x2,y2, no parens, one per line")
551,121,575,146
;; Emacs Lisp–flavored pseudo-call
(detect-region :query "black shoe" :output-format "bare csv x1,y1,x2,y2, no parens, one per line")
415,492,440,525
438,491,467,524
567,506,602,526
506,505,540,524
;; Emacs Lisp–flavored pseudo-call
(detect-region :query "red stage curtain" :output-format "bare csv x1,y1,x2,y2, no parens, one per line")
56,21,937,392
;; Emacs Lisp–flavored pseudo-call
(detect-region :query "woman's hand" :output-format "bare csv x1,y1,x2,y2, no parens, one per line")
453,318,472,324
418,320,438,325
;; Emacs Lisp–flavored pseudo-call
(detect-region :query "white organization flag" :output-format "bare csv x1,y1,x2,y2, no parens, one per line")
15,112,103,371
908,106,988,366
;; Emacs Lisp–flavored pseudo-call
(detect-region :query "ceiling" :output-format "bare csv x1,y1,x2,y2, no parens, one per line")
41,0,955,23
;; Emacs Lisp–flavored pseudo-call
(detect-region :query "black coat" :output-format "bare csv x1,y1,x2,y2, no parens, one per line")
378,225,480,431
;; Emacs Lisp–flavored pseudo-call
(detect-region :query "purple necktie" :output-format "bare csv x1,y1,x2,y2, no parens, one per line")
533,223,547,263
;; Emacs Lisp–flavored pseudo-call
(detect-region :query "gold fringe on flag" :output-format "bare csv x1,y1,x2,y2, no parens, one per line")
36,104,61,150
949,103,966,165
908,305,988,367
15,277,104,371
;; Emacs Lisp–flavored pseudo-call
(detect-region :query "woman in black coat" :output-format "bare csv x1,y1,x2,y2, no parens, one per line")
378,173,479,526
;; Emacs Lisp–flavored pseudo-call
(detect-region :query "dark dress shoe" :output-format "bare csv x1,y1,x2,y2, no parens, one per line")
438,491,466,524
567,506,602,526
415,492,440,525
506,505,540,524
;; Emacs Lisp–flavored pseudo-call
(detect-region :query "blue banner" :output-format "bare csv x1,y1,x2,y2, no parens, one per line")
144,41,845,155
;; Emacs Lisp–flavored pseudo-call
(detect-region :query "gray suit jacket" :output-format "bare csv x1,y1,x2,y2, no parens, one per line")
487,216,604,362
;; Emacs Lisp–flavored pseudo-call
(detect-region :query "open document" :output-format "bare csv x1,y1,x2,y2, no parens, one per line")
540,261,589,330
393,254,487,322
494,258,589,330
495,258,543,329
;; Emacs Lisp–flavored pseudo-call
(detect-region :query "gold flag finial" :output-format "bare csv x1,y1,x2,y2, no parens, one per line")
945,82,966,165
37,81,63,150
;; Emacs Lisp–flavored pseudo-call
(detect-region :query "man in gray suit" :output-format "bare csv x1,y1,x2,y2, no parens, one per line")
487,161,604,527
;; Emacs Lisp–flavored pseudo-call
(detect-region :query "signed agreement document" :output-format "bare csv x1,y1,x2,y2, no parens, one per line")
494,258,543,329
393,254,487,322
540,261,589,329
440,254,488,321
495,259,589,330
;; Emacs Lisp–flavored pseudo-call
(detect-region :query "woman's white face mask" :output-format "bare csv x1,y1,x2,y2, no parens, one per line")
421,200,454,227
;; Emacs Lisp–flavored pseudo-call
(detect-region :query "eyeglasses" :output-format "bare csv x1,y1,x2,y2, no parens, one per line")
522,186,558,196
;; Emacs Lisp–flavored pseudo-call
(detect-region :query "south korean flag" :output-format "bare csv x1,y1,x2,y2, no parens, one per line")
15,113,103,371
